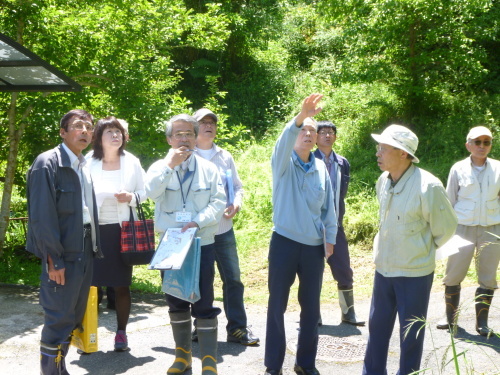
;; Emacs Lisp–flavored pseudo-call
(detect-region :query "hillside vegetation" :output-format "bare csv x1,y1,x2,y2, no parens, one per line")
2,0,500,300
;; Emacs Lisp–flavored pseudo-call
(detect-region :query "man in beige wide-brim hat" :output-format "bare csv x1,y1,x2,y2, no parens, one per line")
363,124,457,375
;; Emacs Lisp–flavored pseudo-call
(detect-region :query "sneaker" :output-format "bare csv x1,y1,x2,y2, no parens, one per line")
114,330,128,352
227,327,260,345
294,365,320,375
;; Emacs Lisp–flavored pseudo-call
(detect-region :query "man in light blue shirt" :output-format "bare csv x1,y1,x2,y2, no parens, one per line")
264,94,337,375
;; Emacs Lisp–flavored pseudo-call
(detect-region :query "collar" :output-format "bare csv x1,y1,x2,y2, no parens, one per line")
317,149,337,164
387,164,416,192
195,143,219,156
293,150,314,171
184,154,197,171
469,155,489,168
61,143,86,170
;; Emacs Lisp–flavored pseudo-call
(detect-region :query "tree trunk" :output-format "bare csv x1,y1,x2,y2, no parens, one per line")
0,92,31,256
407,19,419,124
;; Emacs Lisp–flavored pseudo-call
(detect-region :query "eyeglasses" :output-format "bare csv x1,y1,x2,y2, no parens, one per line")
318,131,335,136
376,145,397,153
172,132,196,140
70,120,94,132
471,140,492,147
199,120,216,126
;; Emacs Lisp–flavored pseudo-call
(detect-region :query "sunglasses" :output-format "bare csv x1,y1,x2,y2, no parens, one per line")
471,140,491,147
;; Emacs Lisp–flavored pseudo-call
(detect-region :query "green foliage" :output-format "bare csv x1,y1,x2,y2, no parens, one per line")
0,245,40,285
233,143,274,234
131,265,162,294
2,0,500,330
344,189,378,248
316,0,494,123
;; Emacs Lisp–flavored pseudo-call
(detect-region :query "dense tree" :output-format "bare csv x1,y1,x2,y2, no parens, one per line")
0,0,232,252
2,0,500,255
316,0,493,125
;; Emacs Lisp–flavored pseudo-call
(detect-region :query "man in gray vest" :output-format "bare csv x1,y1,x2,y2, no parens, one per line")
437,126,500,335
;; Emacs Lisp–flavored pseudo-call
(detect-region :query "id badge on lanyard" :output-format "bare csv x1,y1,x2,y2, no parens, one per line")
175,210,192,222
175,160,196,223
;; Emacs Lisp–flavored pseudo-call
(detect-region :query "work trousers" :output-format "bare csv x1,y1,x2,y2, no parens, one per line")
265,232,324,371
214,228,247,332
443,224,500,289
363,271,433,375
326,225,353,289
167,243,221,319
40,231,93,345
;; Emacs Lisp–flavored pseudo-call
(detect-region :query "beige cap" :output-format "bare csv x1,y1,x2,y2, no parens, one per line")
193,108,218,123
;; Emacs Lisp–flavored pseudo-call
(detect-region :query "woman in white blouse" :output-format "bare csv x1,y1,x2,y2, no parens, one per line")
88,116,146,352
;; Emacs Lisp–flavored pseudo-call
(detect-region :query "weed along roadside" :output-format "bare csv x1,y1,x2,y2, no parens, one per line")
0,283,498,374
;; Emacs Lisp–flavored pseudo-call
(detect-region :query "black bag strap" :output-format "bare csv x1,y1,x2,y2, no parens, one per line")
128,202,137,252
134,192,153,251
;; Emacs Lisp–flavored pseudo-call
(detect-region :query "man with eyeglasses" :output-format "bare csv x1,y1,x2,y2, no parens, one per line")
265,94,337,375
146,114,226,375
436,126,500,336
363,125,457,375
26,110,102,374
313,121,364,326
191,108,260,346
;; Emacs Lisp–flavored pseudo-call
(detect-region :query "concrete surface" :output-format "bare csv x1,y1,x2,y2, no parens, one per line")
0,283,498,374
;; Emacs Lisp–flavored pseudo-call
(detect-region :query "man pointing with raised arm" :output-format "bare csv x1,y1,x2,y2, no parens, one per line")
264,94,337,375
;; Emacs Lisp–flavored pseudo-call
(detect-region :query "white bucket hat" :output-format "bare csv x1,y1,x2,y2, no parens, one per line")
371,124,420,163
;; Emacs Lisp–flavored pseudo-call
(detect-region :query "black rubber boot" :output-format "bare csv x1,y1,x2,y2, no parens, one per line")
197,318,218,375
40,342,65,375
475,287,494,336
167,311,192,375
436,285,461,330
339,289,365,326
59,335,72,375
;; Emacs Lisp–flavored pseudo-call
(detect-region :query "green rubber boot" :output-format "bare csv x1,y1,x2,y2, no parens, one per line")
197,318,218,375
167,311,192,374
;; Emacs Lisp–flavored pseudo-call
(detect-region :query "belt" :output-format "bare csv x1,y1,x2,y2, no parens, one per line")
83,223,92,238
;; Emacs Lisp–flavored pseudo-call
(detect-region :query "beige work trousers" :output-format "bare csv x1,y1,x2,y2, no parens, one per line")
443,224,500,289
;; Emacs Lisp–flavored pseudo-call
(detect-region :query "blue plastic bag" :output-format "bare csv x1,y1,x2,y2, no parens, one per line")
162,237,201,303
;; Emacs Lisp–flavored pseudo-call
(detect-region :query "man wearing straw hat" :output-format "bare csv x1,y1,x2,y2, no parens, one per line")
363,124,457,375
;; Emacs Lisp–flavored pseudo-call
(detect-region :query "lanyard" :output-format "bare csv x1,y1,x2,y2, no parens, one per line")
176,158,197,211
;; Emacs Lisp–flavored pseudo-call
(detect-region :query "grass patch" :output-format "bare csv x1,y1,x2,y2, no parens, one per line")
0,245,40,285
2,143,496,308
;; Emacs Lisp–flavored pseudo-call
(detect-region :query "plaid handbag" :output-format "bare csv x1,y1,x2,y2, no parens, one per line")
120,192,155,265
